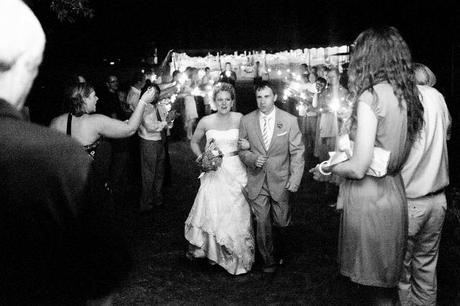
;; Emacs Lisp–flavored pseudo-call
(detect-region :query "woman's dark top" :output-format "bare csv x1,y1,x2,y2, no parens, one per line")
66,113,102,159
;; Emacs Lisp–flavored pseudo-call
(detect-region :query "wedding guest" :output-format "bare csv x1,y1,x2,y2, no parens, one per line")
304,72,318,95
220,62,237,87
311,26,424,305
97,75,120,118
49,82,154,159
201,67,216,115
317,68,348,196
0,0,131,304
182,70,199,140
398,65,450,306
138,84,174,211
254,61,263,85
201,67,212,86
126,71,147,112
413,62,437,87
185,82,254,275
313,77,327,160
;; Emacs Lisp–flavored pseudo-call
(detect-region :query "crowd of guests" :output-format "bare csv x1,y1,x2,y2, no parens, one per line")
0,1,452,305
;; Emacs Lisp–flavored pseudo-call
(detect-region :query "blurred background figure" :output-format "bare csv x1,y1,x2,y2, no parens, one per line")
0,0,133,304
220,62,237,87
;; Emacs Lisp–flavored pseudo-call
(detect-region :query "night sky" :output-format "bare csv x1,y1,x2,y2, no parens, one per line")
32,1,458,62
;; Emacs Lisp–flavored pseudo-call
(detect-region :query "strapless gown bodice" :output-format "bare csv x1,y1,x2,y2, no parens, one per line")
205,129,239,154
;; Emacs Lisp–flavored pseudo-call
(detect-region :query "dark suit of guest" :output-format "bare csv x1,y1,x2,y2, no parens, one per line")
0,99,131,304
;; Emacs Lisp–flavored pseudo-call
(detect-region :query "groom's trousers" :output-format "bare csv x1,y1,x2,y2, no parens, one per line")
251,181,291,267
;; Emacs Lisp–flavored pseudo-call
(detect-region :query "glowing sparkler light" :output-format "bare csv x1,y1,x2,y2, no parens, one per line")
109,61,115,66
289,82,302,92
329,98,340,112
277,70,282,76
284,89,292,97
164,102,172,112
267,68,272,73
178,74,188,85
148,73,157,82
191,87,202,96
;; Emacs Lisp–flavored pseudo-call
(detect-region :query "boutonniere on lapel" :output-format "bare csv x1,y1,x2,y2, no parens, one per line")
277,122,283,129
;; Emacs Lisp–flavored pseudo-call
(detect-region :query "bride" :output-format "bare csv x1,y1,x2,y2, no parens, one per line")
184,82,255,275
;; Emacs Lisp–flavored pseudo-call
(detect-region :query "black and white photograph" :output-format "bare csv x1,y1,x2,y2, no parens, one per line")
1,0,459,305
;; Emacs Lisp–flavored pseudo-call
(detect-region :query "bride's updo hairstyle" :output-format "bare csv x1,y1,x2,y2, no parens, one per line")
68,82,95,117
213,82,236,102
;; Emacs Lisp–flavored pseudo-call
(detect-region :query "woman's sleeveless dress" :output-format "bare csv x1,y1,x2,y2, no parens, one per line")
338,83,410,287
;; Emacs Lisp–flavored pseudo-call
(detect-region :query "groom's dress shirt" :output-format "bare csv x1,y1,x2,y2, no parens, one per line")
259,108,276,148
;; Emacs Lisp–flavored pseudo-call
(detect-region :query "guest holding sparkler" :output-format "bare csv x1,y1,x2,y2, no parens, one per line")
311,26,424,305
316,68,348,171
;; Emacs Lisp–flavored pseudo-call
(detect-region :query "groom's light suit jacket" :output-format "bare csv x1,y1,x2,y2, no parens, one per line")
239,107,305,202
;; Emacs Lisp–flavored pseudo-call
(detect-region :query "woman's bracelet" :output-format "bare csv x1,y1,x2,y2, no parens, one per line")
318,161,332,176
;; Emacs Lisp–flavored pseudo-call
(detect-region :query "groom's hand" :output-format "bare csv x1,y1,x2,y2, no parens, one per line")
285,181,299,192
255,155,268,168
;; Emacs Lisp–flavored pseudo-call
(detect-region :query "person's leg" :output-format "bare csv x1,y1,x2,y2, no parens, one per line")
153,141,165,206
250,191,276,270
305,116,318,168
271,198,291,263
139,139,157,211
398,197,426,305
163,138,171,187
372,287,399,306
408,194,446,306
109,140,130,199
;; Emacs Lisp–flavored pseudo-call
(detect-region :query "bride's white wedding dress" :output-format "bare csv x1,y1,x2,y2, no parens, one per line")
185,129,255,275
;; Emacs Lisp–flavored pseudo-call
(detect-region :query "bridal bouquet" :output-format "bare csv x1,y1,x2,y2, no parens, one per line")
196,138,223,173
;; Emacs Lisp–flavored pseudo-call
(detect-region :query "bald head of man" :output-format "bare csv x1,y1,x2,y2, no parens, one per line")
0,0,46,110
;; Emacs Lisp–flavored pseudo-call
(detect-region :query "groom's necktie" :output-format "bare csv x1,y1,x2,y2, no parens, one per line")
262,116,270,150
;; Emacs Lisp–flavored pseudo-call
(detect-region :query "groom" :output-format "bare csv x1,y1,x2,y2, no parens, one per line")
239,81,305,273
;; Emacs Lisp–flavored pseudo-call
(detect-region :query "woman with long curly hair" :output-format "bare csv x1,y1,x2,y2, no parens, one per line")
311,26,424,305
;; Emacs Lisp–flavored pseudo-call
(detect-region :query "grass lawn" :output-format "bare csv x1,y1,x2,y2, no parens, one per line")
110,137,460,305
111,81,460,305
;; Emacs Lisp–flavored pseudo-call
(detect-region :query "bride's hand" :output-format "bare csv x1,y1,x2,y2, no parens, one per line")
238,138,250,150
